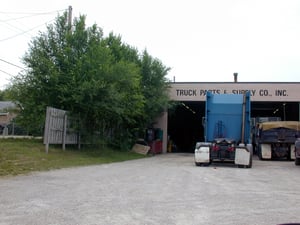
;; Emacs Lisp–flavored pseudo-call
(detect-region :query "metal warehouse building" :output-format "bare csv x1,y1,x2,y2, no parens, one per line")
154,81,300,154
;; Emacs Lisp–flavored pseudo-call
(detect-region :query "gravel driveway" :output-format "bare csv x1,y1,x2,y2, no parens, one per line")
0,153,300,225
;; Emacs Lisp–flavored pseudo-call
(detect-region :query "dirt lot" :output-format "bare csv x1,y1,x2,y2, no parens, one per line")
0,153,300,225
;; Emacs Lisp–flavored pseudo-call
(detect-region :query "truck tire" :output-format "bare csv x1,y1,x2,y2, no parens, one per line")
195,162,201,166
195,162,210,167
238,160,252,168
246,155,253,168
295,158,300,166
257,144,263,160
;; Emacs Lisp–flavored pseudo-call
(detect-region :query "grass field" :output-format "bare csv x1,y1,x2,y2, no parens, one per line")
0,138,146,176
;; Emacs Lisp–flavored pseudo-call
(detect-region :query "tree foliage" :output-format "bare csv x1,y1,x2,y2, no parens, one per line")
140,50,170,125
0,89,11,101
9,13,171,149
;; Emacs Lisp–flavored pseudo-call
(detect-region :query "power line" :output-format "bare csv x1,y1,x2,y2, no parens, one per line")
0,69,14,76
0,19,55,42
0,9,66,22
0,8,67,41
0,20,32,39
1,14,52,23
0,9,66,15
0,58,24,70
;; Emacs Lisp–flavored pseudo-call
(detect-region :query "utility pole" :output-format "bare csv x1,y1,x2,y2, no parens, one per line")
68,6,72,31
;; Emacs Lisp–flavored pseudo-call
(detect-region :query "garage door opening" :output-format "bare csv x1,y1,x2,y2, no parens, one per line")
168,101,204,153
251,102,299,120
167,101,299,153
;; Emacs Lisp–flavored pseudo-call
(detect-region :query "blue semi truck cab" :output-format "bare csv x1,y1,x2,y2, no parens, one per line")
195,91,253,168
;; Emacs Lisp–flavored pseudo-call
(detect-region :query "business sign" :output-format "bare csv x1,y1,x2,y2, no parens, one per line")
169,82,300,102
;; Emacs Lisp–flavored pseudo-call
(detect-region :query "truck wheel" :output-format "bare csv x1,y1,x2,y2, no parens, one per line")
195,162,201,166
295,158,300,166
257,145,263,160
246,155,253,168
195,162,210,167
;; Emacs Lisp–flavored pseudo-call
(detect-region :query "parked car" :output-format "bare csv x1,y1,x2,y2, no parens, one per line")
295,138,300,166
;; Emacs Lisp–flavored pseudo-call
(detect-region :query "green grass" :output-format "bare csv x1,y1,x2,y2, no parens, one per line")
0,138,146,176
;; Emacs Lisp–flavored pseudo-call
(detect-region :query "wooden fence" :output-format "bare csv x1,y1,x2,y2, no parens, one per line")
43,106,79,153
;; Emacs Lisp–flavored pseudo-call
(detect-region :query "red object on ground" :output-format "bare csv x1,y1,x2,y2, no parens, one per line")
149,140,163,154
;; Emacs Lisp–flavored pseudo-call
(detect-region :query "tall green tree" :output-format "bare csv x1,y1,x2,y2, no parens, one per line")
140,50,171,126
10,12,170,148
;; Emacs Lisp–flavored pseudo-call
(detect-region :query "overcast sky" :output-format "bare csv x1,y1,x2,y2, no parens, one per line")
1,0,300,89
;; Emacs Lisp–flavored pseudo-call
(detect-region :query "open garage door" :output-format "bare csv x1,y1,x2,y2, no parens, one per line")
167,101,299,153
168,102,205,153
251,102,299,120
